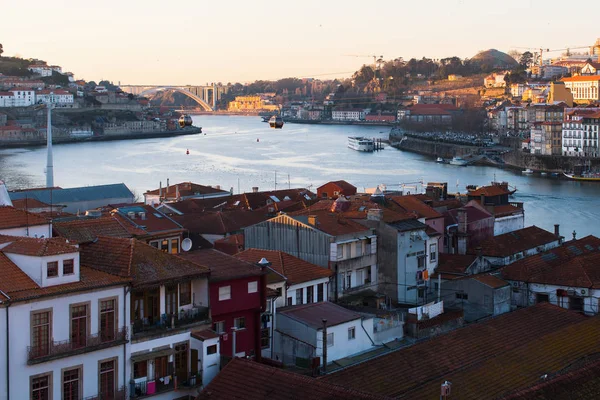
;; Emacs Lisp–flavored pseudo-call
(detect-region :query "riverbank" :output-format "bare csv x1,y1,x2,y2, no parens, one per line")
0,127,202,149
284,118,396,127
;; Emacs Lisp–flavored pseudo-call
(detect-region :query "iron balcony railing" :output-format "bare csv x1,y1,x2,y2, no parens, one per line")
131,377,174,398
132,306,209,335
82,386,127,400
28,327,128,363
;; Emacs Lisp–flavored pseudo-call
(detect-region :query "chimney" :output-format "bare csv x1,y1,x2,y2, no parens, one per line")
159,181,162,199
252,186,259,193
367,208,383,221
139,212,146,220
457,209,468,234
480,194,485,206
554,224,560,237
166,178,170,196
176,184,180,200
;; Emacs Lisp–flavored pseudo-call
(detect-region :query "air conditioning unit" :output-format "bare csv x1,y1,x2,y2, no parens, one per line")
580,289,588,296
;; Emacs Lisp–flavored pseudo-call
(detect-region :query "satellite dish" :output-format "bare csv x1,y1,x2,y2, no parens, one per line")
181,238,192,252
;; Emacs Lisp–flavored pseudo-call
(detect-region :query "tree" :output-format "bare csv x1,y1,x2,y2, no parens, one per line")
352,65,375,85
519,51,533,67
0,43,3,57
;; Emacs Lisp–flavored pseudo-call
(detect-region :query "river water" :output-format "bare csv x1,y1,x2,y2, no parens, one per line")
1,115,599,238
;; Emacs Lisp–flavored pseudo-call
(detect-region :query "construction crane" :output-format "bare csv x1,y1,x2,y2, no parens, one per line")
514,46,590,67
344,54,384,65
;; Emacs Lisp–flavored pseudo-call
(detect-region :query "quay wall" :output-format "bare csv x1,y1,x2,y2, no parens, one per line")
390,136,481,159
501,151,600,172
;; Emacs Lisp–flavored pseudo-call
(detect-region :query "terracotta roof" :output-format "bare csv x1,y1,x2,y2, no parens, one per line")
196,357,391,400
388,195,443,219
562,75,600,82
180,249,263,282
10,198,52,209
467,184,511,197
235,249,333,285
473,226,560,258
113,205,183,235
436,254,477,276
471,273,509,288
1,235,78,256
322,303,587,398
172,210,268,235
145,182,229,197
80,236,209,287
290,210,371,236
53,216,134,243
279,302,360,329
501,235,600,288
317,180,357,193
191,329,220,341
492,204,524,217
0,206,49,229
444,204,493,227
213,233,244,255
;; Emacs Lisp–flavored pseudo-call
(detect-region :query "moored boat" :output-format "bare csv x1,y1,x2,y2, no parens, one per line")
449,156,469,166
563,172,600,182
348,136,375,152
436,157,446,163
269,116,284,128
522,169,534,174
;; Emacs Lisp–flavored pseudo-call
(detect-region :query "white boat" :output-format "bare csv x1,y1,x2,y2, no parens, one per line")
540,172,547,176
69,130,94,139
522,169,534,174
436,157,446,163
348,137,375,152
449,156,469,166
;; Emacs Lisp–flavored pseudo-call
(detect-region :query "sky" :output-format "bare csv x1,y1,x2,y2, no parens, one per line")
2,0,600,85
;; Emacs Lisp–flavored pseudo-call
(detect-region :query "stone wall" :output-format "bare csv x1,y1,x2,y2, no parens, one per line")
501,151,600,171
390,136,480,158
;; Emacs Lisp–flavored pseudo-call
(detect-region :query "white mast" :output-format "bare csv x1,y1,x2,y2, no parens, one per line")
46,92,54,188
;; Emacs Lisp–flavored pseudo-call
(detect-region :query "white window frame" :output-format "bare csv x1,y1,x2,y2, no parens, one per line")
327,332,334,347
430,243,437,262
248,281,258,294
214,321,225,334
218,285,231,301
348,327,356,340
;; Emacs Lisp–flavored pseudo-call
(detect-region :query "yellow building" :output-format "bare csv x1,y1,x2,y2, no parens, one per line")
547,82,573,107
227,96,279,111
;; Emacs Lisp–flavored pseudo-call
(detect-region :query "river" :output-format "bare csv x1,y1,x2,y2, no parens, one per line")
1,115,599,238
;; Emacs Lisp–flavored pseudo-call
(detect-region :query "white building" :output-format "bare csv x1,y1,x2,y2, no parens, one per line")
9,89,35,107
36,90,74,105
502,236,600,316
563,109,600,157
28,64,54,77
561,75,600,103
331,109,365,121
0,92,14,107
235,249,333,308
0,235,130,400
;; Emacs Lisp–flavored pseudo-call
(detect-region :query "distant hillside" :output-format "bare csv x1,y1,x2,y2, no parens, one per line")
0,56,35,77
471,49,518,69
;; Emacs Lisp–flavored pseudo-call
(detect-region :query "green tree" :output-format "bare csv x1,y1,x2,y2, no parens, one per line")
0,43,3,57
519,51,533,67
353,65,375,85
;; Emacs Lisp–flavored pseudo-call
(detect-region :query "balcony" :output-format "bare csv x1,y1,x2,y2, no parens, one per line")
132,306,209,337
130,373,201,398
27,327,128,364
83,386,127,400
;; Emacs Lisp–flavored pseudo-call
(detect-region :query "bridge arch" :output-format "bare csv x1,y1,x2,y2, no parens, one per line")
139,87,214,111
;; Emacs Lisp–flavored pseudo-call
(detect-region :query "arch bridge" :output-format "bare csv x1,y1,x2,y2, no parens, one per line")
119,84,228,111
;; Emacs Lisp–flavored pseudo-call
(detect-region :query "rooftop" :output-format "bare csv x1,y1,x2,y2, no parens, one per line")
467,184,511,197
501,235,600,288
0,235,78,256
179,249,264,282
473,225,560,258
196,357,391,400
388,195,443,219
290,210,371,236
278,302,361,329
9,183,135,205
0,206,49,230
434,253,478,277
53,216,134,243
322,303,588,399
471,273,510,289
144,181,230,198
172,210,267,235
317,180,357,192
113,204,183,235
235,248,333,285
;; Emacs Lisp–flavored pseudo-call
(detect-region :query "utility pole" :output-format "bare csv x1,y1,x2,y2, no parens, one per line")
274,171,277,190
288,174,290,189
322,319,328,374
46,92,54,188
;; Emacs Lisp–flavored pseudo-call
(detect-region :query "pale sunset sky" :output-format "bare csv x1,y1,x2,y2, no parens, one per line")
2,0,599,85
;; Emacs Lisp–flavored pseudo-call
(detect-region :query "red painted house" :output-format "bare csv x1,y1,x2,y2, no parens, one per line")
317,180,357,199
181,249,267,359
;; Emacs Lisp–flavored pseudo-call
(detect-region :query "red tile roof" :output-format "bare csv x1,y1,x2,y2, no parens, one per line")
436,254,477,276
289,210,371,236
501,235,600,288
444,204,493,226
213,233,244,255
172,210,268,235
145,182,229,197
0,235,78,256
562,75,600,82
112,205,183,235
235,249,333,285
191,329,220,341
196,357,391,400
10,198,52,209
322,303,588,398
0,206,49,229
53,216,134,243
467,184,511,197
80,236,209,287
492,204,523,217
471,273,509,288
279,302,360,329
473,225,560,258
317,180,357,193
388,195,443,219
180,249,264,282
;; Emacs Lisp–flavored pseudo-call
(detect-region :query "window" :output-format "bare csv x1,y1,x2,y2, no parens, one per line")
234,317,246,330
326,332,334,347
174,342,189,381
70,304,88,349
63,259,74,275
287,297,292,306
456,292,468,300
99,360,116,399
321,192,328,198
570,296,584,312
248,281,258,294
170,238,179,254
348,327,356,340
218,285,231,301
179,282,191,306
63,367,81,400
261,328,270,348
275,287,282,297
338,244,344,259
47,261,58,278
296,288,303,305
536,293,549,303
161,239,169,253
429,243,437,262
133,361,147,379
100,299,116,342
207,344,217,355
31,373,51,400
165,285,177,315
32,310,51,357
214,321,225,334
306,286,314,304
417,255,426,269
355,241,362,257
346,272,352,289
317,283,324,302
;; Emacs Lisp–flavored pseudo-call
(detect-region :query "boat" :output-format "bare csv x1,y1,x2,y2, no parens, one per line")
522,169,534,174
563,172,600,182
436,157,446,164
491,181,517,195
178,114,193,128
269,116,284,129
261,116,271,123
449,156,469,166
348,137,375,152
540,172,547,176
69,130,93,139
